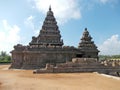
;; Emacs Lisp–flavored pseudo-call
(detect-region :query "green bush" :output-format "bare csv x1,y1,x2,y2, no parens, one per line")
99,55,120,60
0,51,11,63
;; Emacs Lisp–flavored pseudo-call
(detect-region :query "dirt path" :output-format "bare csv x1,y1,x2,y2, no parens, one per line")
0,64,120,90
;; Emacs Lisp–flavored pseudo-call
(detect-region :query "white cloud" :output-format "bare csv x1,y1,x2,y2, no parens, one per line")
98,35,120,55
24,15,35,29
24,15,43,36
0,20,20,53
99,0,109,4
30,0,118,24
32,0,81,24
99,0,118,4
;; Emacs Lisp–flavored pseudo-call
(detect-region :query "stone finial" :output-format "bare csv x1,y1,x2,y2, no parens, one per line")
85,28,87,31
49,5,51,11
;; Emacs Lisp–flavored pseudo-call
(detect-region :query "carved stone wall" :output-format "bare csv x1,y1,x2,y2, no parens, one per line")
10,48,77,69
10,52,23,69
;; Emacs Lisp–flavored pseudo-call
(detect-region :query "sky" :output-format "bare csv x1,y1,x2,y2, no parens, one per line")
0,0,120,55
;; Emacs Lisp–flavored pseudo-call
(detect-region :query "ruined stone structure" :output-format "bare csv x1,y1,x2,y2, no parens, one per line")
34,58,120,76
10,6,99,69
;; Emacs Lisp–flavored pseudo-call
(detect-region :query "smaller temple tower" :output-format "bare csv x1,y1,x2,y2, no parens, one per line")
78,28,99,58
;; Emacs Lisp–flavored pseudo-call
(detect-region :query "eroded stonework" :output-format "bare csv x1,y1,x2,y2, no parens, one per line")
10,6,99,69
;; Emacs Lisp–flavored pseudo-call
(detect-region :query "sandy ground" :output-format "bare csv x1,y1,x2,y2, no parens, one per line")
0,64,120,90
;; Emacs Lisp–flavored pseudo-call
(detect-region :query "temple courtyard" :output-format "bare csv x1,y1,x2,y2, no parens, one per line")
0,64,120,90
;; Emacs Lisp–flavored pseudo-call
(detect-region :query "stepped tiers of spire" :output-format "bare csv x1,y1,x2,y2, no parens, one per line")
29,6,63,47
10,7,99,69
78,28,99,58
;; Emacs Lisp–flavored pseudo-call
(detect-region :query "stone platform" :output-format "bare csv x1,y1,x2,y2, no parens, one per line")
33,58,120,76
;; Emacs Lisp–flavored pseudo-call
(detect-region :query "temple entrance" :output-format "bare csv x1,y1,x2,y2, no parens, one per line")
76,54,83,58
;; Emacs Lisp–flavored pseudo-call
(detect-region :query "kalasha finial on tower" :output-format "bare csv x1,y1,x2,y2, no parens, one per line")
49,5,51,11
85,28,87,31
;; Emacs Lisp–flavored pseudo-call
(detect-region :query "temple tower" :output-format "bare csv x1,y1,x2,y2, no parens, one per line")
78,28,99,58
29,6,63,47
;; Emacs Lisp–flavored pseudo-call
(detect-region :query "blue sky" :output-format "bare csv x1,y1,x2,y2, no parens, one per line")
0,0,120,55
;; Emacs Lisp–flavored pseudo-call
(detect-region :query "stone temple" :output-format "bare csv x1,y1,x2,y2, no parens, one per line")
10,6,99,69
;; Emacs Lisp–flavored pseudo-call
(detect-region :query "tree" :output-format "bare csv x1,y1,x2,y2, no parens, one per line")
0,51,7,57
0,51,11,62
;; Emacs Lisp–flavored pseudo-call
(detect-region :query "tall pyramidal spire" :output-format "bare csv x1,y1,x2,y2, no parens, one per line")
30,6,63,46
